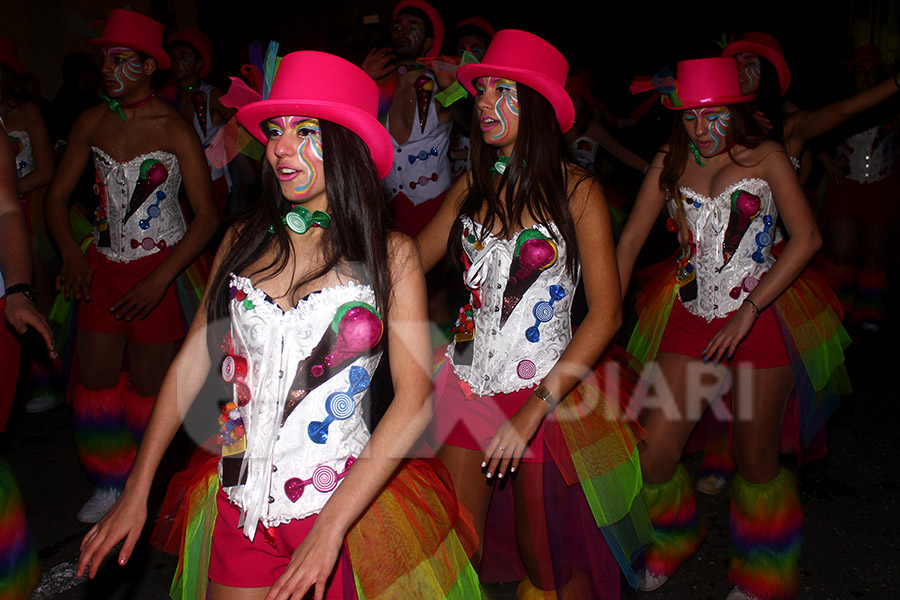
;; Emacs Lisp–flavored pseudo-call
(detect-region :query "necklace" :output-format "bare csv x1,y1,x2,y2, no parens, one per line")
396,63,424,76
101,92,156,121
689,141,706,167
269,205,332,234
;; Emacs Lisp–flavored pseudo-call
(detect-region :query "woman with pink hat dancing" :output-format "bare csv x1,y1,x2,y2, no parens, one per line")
618,57,845,600
76,50,480,600
419,29,647,598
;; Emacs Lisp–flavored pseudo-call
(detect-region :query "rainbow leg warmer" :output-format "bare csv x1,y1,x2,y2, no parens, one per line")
728,469,803,599
72,375,136,489
698,422,736,482
851,267,887,327
641,463,705,578
124,392,156,445
0,460,41,600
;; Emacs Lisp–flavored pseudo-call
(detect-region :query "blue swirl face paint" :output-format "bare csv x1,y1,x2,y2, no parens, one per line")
683,107,732,157
265,117,325,202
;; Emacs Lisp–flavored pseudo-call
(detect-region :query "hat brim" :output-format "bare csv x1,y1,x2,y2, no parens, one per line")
0,57,25,75
663,93,756,110
90,37,172,71
722,41,790,97
457,63,575,132
237,99,394,179
167,33,211,78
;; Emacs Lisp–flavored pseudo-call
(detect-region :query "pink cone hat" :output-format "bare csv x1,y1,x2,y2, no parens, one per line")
167,27,213,78
456,29,575,132
237,51,393,179
663,58,756,110
393,0,445,59
90,9,171,71
722,32,790,97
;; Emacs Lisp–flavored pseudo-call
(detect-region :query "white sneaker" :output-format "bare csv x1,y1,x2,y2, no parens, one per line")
638,570,669,592
725,586,760,600
696,474,728,495
76,488,121,523
24,393,64,413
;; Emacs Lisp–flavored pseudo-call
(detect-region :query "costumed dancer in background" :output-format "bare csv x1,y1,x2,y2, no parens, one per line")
0,113,56,600
1,36,62,414
618,57,848,600
418,30,648,598
816,45,899,333
166,27,237,226
76,50,481,600
43,9,217,524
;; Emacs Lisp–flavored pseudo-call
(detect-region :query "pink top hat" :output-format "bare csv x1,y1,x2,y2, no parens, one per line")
456,29,575,132
393,0,445,59
167,27,212,78
846,45,889,74
0,36,25,75
722,32,791,97
237,51,393,179
454,16,495,39
90,8,171,71
663,57,756,110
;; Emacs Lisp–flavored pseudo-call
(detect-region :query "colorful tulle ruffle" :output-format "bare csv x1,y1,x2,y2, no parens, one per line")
728,469,803,600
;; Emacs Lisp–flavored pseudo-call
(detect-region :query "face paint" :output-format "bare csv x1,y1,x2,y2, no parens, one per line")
102,46,144,95
475,77,520,147
392,15,426,54
736,52,761,95
171,45,199,80
683,107,732,157
265,117,325,202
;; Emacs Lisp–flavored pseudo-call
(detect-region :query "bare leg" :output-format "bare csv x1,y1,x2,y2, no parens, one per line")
208,582,269,600
78,330,127,389
512,461,557,590
638,353,730,484
435,444,495,570
127,340,175,398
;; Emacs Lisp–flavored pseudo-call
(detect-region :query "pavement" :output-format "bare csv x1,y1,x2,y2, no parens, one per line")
4,277,899,600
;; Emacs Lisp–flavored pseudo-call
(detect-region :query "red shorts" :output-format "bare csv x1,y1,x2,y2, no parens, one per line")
657,298,790,369
77,244,186,345
389,187,450,237
0,299,22,433
431,362,547,462
208,486,348,595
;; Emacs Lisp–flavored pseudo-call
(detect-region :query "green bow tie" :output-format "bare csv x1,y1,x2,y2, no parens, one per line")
269,206,332,234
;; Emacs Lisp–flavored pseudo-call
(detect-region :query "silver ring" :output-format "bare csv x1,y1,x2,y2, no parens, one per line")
497,446,505,451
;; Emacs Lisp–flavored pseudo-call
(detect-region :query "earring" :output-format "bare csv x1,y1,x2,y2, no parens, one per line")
689,141,706,167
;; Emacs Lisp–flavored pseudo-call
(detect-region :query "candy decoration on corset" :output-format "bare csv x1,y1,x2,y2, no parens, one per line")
191,89,208,134
414,75,434,133
139,190,166,229
308,366,370,444
722,189,760,267
525,285,566,343
284,456,356,502
500,230,559,328
282,302,383,424
752,215,773,264
124,159,169,225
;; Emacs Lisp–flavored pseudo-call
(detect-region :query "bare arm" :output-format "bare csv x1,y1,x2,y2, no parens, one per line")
268,233,433,600
415,173,469,272
77,226,234,578
785,76,900,156
13,102,55,195
616,151,669,296
484,172,623,477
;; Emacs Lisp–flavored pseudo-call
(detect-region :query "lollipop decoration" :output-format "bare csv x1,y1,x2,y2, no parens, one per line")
722,189,761,266
308,366,370,444
500,231,559,328
525,285,566,343
752,215,774,264
284,456,356,502
124,159,169,225
222,352,252,406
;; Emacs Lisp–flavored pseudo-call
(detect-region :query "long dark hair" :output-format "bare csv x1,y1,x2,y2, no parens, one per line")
206,119,392,333
751,57,785,145
659,103,765,253
450,83,583,277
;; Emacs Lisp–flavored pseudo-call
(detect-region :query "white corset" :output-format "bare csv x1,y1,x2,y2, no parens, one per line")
671,178,777,321
836,124,894,183
9,130,34,180
91,147,187,262
448,216,577,395
221,275,382,538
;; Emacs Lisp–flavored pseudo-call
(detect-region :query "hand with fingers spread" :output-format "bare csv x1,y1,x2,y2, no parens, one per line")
702,300,759,364
76,489,147,579
4,293,56,358
482,399,545,479
57,253,94,301
360,48,395,81
266,521,345,600
110,271,169,321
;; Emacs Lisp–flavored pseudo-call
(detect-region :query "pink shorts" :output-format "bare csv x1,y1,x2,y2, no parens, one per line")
208,486,349,595
77,244,186,345
658,298,790,368
431,362,547,461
